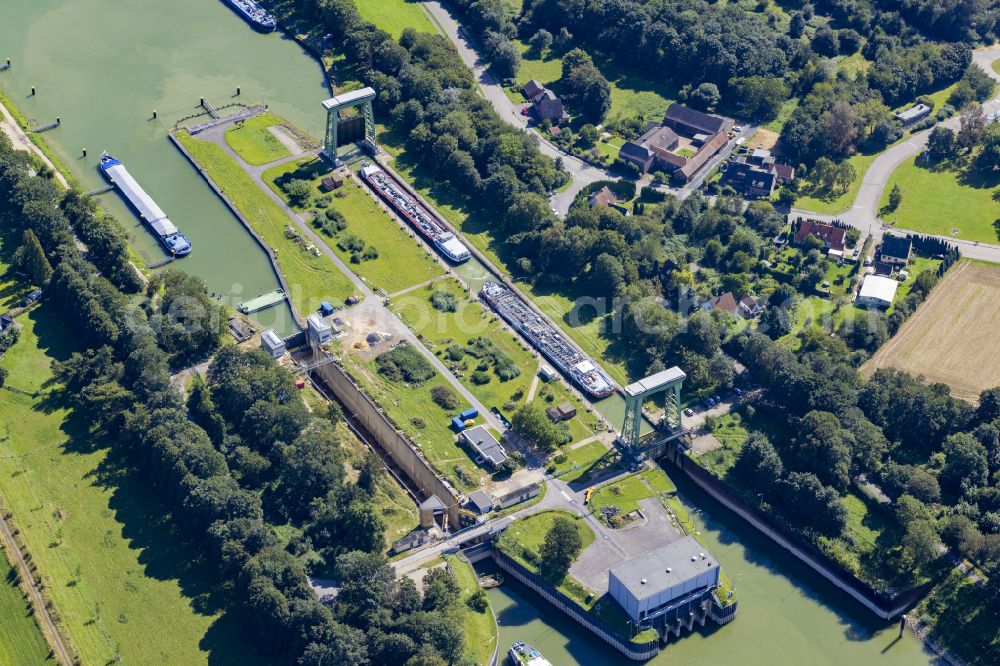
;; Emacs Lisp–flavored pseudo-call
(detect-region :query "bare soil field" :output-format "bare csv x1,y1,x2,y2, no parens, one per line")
863,261,1000,403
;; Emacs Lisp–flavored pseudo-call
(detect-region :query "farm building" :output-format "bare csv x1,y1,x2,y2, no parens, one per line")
856,275,899,308
608,536,721,625
619,104,734,181
460,425,508,469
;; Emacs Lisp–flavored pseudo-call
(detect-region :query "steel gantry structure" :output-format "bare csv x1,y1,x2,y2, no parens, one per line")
621,367,687,455
321,87,378,163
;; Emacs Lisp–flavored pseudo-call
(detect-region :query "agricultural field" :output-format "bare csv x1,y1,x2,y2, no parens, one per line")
863,260,1000,403
0,551,51,665
355,0,434,38
176,131,357,311
223,112,292,165
878,156,1000,244
394,277,536,410
264,158,445,294
0,298,260,665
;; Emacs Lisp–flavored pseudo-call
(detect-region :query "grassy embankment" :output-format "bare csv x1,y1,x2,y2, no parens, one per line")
175,131,356,312
0,265,262,664
264,157,444,294
547,440,614,484
445,555,499,666
340,353,485,492
0,550,52,664
878,155,1000,244
223,112,292,165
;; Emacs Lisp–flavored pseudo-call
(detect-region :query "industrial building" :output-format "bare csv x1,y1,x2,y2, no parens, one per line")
608,536,721,626
306,314,333,346
260,329,286,358
856,275,899,309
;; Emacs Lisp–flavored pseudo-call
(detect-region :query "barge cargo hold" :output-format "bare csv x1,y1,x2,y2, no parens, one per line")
221,0,277,32
359,163,471,264
238,289,286,314
98,153,192,257
481,281,615,399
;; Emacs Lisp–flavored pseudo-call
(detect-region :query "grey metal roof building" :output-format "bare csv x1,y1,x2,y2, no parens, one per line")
609,536,721,623
460,425,508,469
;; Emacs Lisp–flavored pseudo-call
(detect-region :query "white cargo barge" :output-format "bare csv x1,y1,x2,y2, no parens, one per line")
481,281,615,399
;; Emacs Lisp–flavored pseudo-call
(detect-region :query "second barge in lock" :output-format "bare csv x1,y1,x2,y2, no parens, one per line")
481,281,615,400
221,0,277,32
360,163,471,264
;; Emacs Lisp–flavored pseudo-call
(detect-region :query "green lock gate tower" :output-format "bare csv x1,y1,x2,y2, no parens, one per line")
321,87,378,164
621,367,687,458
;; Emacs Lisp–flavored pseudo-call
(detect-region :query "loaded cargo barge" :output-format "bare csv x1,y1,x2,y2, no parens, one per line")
98,153,192,257
360,163,471,264
221,0,277,32
481,281,615,399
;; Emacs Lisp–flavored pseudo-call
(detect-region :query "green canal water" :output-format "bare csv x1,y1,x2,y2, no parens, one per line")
484,471,934,665
0,0,338,335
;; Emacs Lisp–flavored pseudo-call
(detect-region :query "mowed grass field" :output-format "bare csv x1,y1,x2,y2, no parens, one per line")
878,156,1000,244
0,550,52,665
264,158,445,294
0,302,261,665
863,261,1000,403
355,0,434,38
176,131,357,311
224,112,292,165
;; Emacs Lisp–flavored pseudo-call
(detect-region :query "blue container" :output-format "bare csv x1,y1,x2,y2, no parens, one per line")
459,408,479,421
451,417,466,431
319,300,334,316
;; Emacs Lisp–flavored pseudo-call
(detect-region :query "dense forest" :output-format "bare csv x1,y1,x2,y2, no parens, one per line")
0,133,477,665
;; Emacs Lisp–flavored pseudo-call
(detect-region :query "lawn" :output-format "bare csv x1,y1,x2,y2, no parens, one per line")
0,302,262,665
794,148,882,215
878,156,1000,244
548,440,611,483
0,552,52,665
589,468,675,517
341,353,484,491
445,555,498,666
223,112,292,166
394,277,537,409
176,131,357,313
355,0,434,38
263,158,445,294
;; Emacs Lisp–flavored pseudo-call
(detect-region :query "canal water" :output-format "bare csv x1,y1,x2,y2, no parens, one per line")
0,0,337,335
483,472,935,665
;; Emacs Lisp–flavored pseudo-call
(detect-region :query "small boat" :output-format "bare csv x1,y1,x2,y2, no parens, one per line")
98,153,192,257
509,641,552,666
478,573,504,589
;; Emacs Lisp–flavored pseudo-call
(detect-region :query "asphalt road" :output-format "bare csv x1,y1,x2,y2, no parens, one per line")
793,46,1000,264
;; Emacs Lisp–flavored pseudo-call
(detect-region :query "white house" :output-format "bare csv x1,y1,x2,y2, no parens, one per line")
855,275,899,309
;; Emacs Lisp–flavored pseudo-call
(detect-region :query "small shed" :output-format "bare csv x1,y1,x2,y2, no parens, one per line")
0,313,13,333
459,407,479,421
539,365,557,381
260,329,287,358
557,402,577,420
21,289,42,307
546,406,562,423
319,173,344,192
465,490,495,515
306,314,332,346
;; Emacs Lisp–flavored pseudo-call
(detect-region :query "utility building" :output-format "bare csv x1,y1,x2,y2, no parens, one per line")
260,329,286,358
608,536,721,626
306,314,333,346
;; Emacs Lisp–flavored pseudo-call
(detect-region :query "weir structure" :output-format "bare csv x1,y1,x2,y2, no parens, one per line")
321,87,378,164
621,366,687,457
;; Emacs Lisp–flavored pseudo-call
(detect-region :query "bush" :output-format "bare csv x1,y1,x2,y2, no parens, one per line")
471,370,491,385
493,354,521,381
431,290,459,313
431,385,460,410
360,245,379,262
337,233,365,254
467,588,489,613
445,345,465,361
282,178,312,206
376,344,436,385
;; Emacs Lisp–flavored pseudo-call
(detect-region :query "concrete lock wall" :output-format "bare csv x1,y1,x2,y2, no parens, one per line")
310,354,461,527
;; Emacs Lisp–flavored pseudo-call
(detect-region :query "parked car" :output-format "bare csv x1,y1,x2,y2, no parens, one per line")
684,408,694,417
734,388,743,397
711,395,721,404
733,125,743,133
520,107,529,116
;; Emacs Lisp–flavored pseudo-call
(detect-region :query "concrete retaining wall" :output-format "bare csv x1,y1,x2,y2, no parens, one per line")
663,445,928,620
309,352,461,527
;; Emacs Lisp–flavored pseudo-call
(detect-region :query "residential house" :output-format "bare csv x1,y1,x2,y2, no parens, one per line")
521,80,568,123
738,296,763,319
21,289,42,307
795,220,846,255
722,158,777,197
705,292,739,317
460,425,508,470
879,236,912,266
588,186,618,209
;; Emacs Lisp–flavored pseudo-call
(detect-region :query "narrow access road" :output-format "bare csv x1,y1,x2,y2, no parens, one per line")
196,125,504,432
0,512,73,665
793,46,1000,264
0,100,69,188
